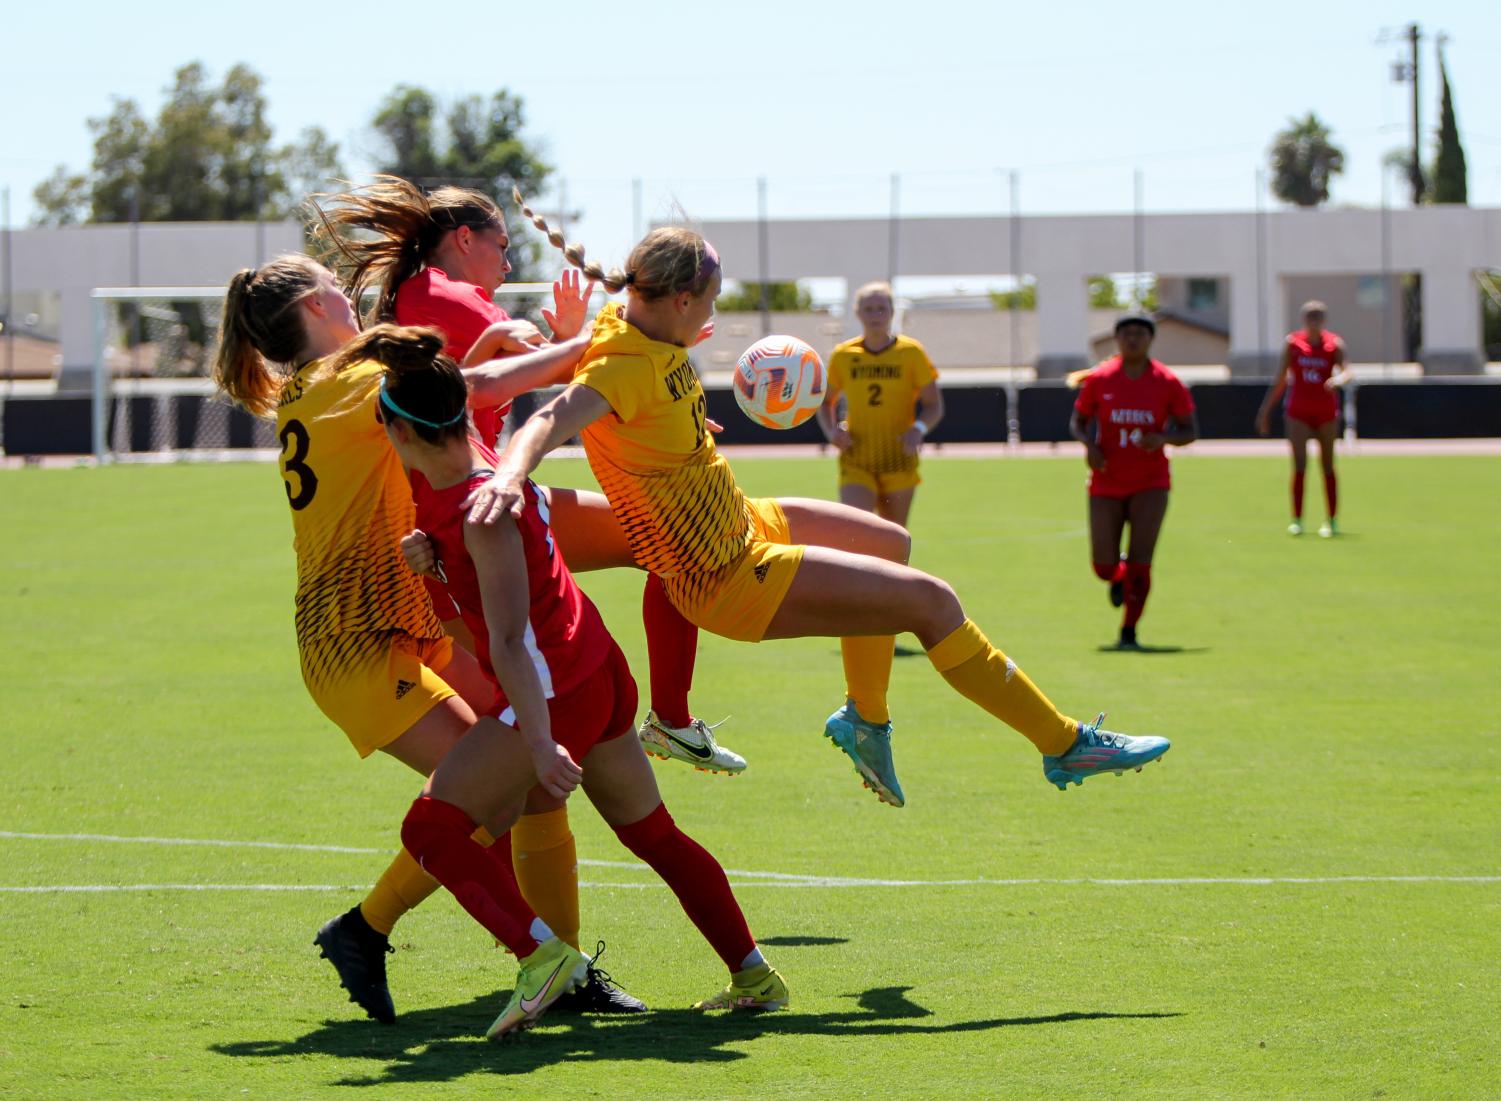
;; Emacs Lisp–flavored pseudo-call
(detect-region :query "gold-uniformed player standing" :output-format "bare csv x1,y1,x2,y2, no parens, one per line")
817,281,943,528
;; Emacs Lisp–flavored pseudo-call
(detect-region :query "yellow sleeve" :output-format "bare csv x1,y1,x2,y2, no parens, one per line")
573,352,653,422
909,341,938,386
827,349,847,397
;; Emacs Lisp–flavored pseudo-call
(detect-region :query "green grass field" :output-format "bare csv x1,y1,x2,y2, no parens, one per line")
3,451,1498,1100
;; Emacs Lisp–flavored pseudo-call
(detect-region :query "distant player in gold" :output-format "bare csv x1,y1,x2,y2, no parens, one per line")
817,282,943,528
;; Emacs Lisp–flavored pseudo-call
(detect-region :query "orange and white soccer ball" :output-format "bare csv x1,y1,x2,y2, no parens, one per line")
732,336,825,430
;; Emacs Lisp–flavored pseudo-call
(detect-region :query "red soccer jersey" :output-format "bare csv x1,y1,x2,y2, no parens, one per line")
394,266,510,448
1284,329,1341,423
1074,358,1195,498
412,441,613,718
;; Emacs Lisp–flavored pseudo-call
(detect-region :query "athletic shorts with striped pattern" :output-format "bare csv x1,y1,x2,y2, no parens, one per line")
660,496,803,643
300,630,456,758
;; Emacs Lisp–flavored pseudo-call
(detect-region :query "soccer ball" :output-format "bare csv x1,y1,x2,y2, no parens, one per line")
732,336,825,430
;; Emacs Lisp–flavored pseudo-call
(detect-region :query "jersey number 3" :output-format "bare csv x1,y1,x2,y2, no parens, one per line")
279,419,318,511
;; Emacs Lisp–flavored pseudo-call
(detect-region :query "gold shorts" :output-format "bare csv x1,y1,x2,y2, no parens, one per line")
300,631,456,758
662,497,803,643
838,456,921,496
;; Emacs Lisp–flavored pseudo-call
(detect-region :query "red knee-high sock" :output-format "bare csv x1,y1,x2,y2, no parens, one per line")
614,804,755,970
1121,562,1152,630
643,574,697,728
401,797,541,958
1093,560,1126,583
1323,470,1338,519
1291,471,1306,519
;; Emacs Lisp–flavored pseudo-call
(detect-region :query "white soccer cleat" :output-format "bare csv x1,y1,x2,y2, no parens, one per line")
637,710,747,775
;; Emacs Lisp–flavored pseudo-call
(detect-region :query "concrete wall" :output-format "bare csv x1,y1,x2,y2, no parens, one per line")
697,207,1500,376
2,221,304,387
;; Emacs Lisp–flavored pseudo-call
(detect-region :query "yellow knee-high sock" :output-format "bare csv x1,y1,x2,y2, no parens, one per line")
841,634,896,724
926,619,1078,755
511,807,580,950
360,848,440,936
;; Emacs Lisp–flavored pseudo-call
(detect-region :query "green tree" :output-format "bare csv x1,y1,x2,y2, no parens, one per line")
370,85,552,276
716,282,813,312
990,280,1037,310
1431,52,1467,204
31,62,344,226
1269,112,1345,207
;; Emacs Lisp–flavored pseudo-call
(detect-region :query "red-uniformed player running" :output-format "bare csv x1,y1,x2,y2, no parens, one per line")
370,326,786,1036
1069,316,1199,650
1257,300,1352,537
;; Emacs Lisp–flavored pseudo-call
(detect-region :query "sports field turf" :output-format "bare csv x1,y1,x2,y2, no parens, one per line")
3,450,1498,1100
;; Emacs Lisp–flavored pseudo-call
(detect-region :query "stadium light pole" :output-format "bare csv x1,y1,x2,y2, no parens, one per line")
887,173,900,285
3,186,12,394
1132,168,1145,309
756,176,771,337
1006,169,1021,445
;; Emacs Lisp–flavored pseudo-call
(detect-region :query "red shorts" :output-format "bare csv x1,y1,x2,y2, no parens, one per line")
492,639,638,761
1286,405,1339,430
1088,475,1170,500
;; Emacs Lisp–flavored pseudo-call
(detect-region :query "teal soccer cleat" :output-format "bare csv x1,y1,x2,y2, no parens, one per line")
824,699,905,807
1042,713,1170,790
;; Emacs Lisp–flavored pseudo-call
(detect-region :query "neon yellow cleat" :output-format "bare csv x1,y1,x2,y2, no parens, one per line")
486,937,588,1040
692,963,789,1012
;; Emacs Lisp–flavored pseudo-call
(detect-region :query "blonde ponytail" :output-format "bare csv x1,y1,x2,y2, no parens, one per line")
213,255,324,416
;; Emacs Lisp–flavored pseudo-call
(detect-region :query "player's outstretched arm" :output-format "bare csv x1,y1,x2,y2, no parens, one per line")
465,384,615,524
461,331,594,412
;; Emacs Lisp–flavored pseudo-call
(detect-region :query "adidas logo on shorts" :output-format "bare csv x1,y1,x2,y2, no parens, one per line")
753,562,771,584
395,678,416,700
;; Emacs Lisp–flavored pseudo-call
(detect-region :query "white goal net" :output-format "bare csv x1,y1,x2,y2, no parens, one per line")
89,282,558,461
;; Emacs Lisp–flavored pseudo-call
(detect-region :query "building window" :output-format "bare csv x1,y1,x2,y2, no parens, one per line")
1187,278,1220,311
1356,275,1387,310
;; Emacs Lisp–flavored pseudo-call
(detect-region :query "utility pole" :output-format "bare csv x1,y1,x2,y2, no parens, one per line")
1406,23,1424,204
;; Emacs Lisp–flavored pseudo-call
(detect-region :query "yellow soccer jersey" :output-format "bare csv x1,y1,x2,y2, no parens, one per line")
828,334,938,473
274,358,443,659
573,303,751,578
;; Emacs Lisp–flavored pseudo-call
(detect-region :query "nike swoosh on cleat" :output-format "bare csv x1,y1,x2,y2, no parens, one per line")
663,730,714,760
518,960,568,1015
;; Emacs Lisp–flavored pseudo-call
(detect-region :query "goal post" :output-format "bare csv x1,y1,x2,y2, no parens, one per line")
88,281,560,463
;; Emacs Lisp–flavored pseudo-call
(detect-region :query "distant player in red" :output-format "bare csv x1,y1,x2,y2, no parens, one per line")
1069,316,1198,649
1257,300,1351,537
373,326,786,1034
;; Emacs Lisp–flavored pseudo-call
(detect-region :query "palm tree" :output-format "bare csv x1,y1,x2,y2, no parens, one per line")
1269,113,1346,207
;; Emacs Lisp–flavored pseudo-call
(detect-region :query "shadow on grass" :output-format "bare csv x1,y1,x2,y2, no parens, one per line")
759,935,850,947
1094,643,1210,655
212,986,1181,1085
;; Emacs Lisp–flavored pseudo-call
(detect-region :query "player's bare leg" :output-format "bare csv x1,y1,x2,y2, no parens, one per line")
1119,489,1169,649
1089,495,1129,610
1314,419,1339,536
876,487,917,529
1287,417,1313,535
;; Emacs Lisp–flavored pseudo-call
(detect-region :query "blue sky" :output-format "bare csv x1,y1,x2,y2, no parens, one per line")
4,0,1497,283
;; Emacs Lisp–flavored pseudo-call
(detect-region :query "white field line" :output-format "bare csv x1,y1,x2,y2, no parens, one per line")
3,876,1501,895
1,831,1498,891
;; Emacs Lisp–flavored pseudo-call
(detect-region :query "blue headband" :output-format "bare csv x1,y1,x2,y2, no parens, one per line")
379,378,467,430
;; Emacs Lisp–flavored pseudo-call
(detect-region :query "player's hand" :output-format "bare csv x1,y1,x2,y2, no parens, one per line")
1256,411,1272,437
542,269,598,342
831,426,853,452
464,469,527,525
400,529,438,577
529,738,582,799
901,426,924,456
705,417,724,435
1137,431,1167,451
1324,376,1344,391
486,319,547,355
692,321,715,347
1085,443,1107,471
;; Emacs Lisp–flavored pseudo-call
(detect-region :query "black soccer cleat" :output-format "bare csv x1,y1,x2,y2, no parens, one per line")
314,906,397,1024
1116,626,1140,650
549,941,647,1014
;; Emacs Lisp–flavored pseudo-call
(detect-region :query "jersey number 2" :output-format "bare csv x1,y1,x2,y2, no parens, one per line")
867,383,883,406
279,419,318,511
